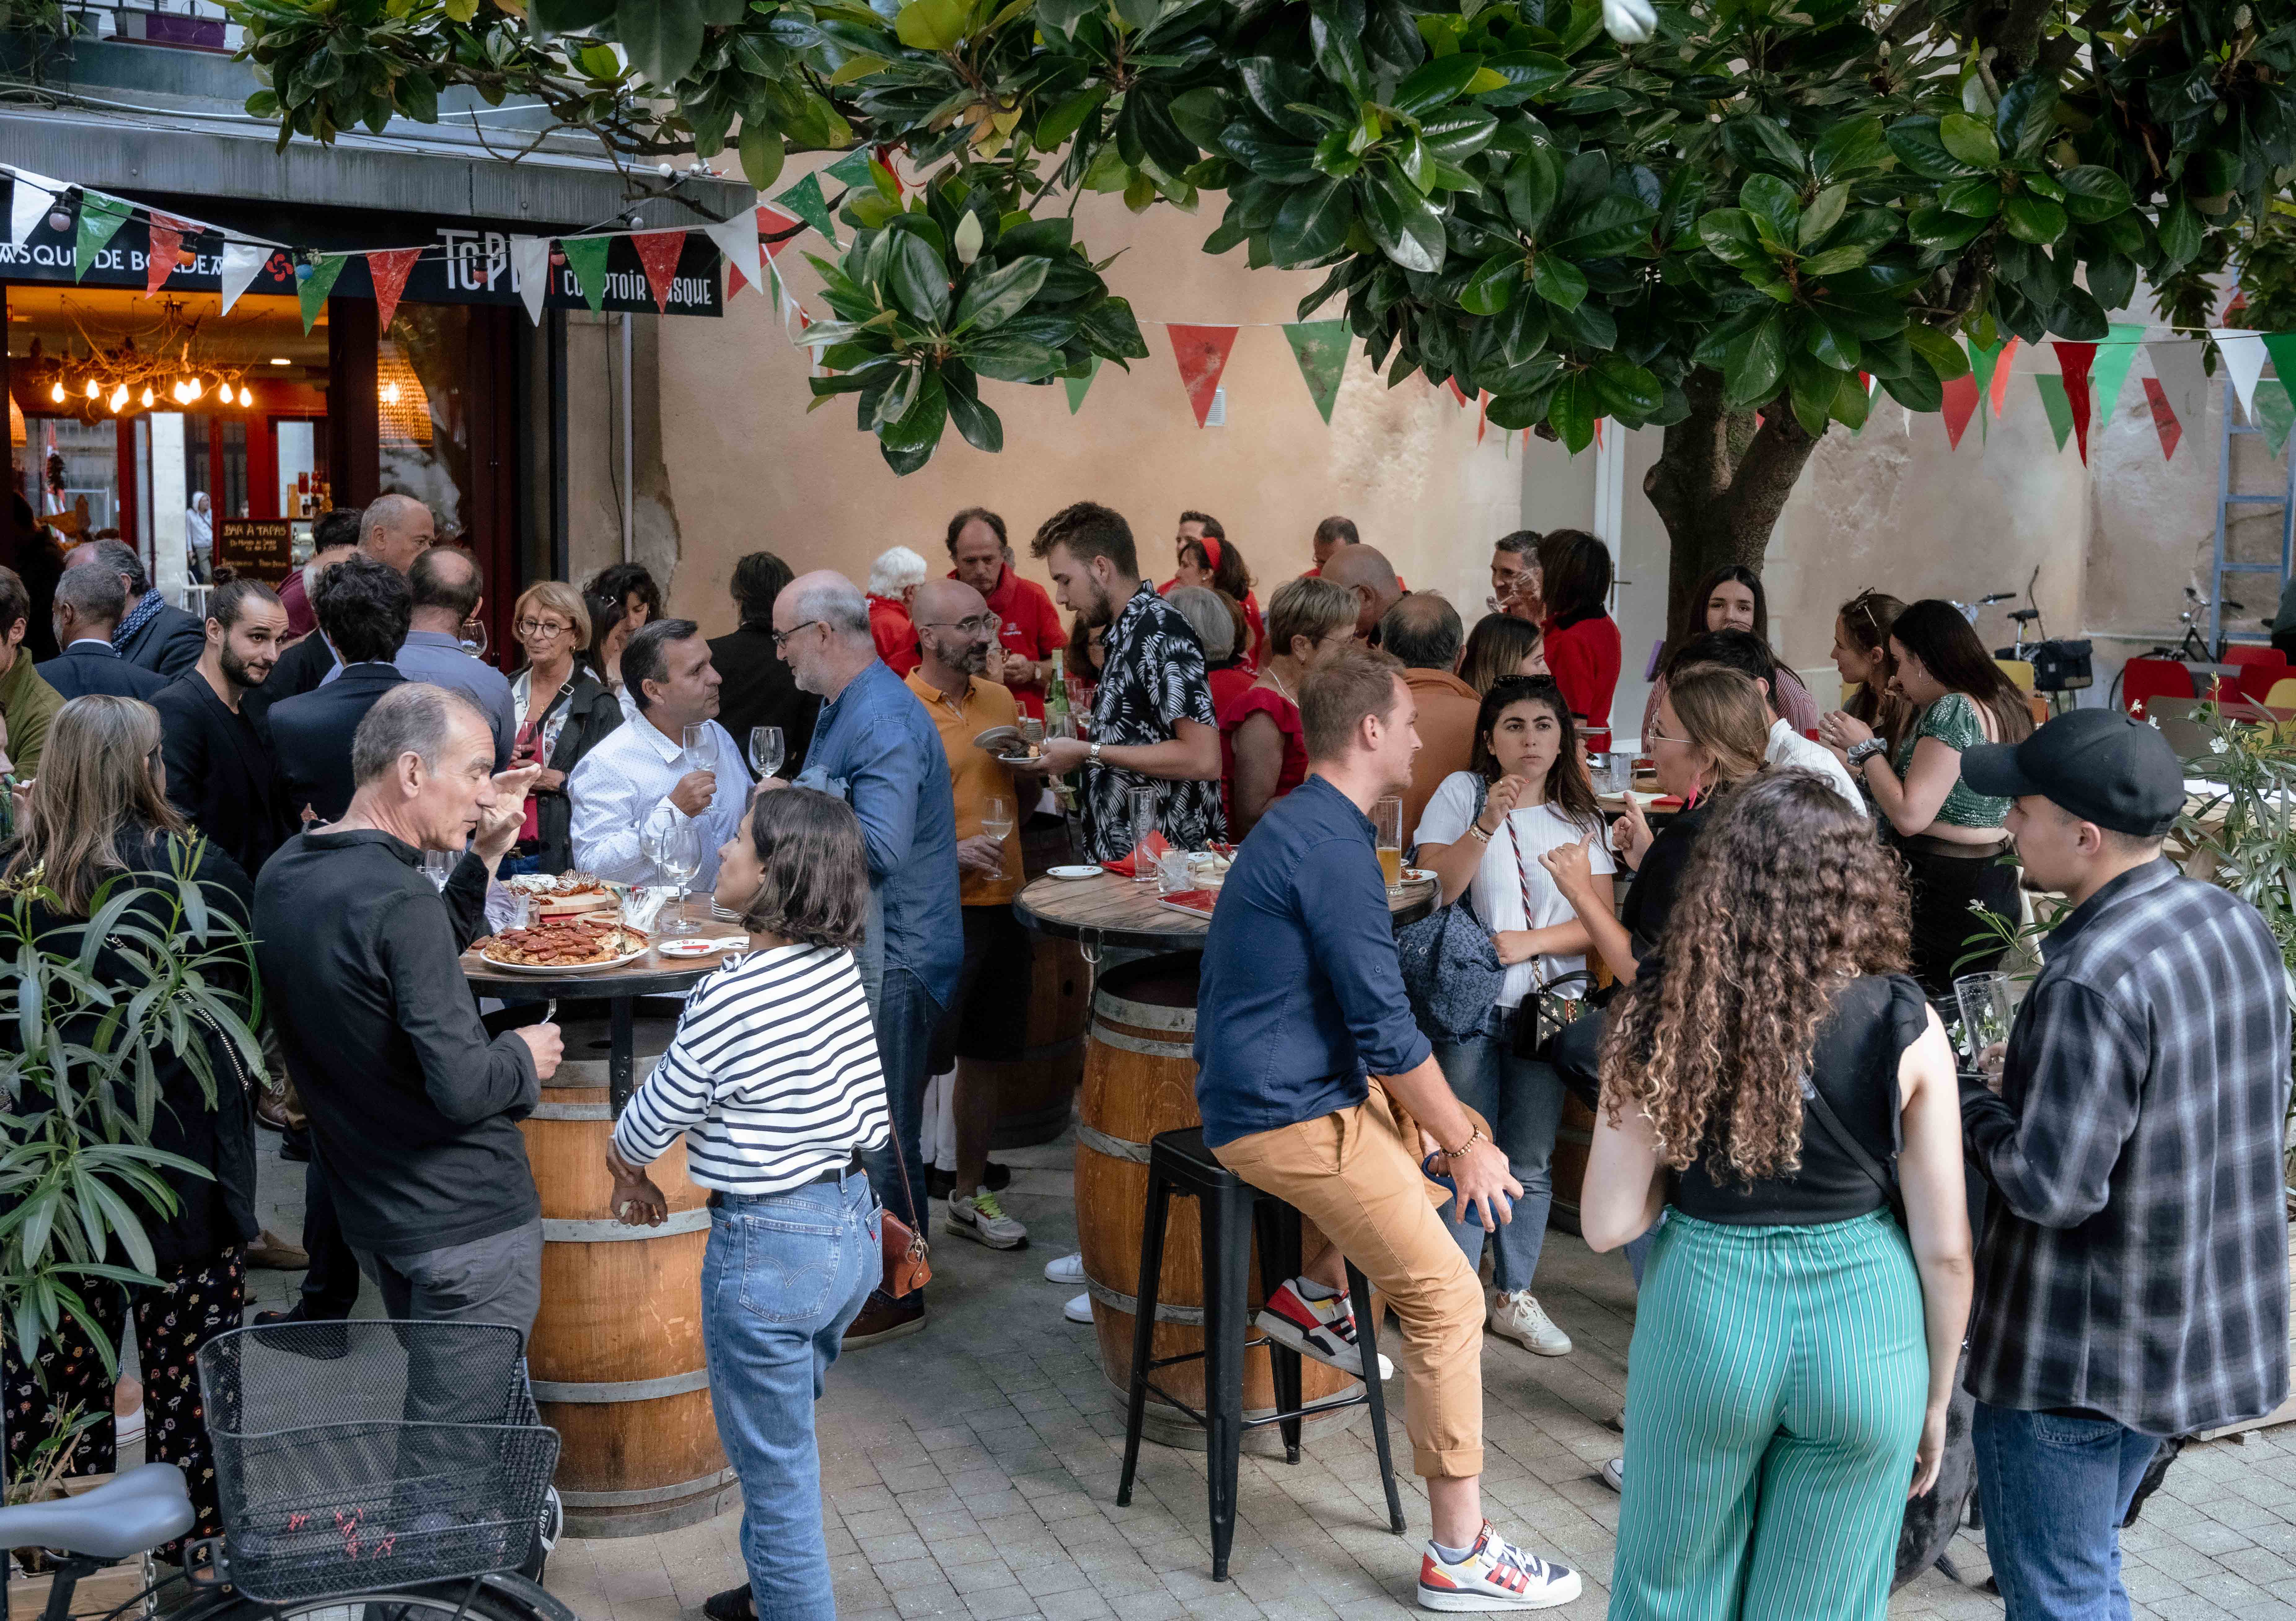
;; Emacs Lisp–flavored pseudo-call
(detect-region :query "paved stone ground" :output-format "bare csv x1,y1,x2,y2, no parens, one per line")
248,1125,2296,1621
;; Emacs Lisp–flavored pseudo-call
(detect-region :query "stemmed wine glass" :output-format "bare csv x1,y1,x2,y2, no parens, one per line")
459,618,489,660
644,817,704,936
750,725,784,781
420,849,455,891
980,794,1014,879
681,722,713,773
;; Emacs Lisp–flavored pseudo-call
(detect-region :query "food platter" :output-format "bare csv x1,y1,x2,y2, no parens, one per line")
479,916,650,974
504,870,624,918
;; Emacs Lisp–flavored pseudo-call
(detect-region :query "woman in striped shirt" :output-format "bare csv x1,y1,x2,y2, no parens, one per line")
606,786,890,1621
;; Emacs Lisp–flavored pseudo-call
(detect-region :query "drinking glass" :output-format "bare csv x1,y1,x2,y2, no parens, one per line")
1372,795,1404,893
1158,849,1194,894
459,618,489,659
652,821,704,936
981,794,1014,846
1129,784,1159,883
681,722,713,773
1954,971,2017,1068
421,849,456,891
1020,716,1045,751
1045,714,1075,742
749,725,784,780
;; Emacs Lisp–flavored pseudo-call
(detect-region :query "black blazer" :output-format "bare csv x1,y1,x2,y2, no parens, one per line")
117,600,208,681
241,630,336,724
519,669,624,873
153,672,292,881
270,662,407,824
37,641,168,701
708,622,820,778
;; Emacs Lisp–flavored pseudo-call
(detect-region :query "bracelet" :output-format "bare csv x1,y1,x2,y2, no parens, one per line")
1440,1126,1487,1161
1467,823,1493,844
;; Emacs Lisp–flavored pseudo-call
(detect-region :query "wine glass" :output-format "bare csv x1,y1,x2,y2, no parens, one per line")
421,849,455,891
681,721,713,773
749,725,784,780
981,794,1014,849
459,617,489,659
652,820,704,935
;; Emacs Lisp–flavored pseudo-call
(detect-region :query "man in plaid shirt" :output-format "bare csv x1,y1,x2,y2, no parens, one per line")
1961,711,2290,1619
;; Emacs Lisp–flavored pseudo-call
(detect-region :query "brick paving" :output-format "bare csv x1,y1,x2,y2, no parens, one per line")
247,1122,2296,1620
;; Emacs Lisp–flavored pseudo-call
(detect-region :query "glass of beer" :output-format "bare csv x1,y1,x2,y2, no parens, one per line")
1373,795,1404,893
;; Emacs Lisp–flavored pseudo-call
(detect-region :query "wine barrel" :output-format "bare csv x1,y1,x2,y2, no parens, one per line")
1074,954,1358,1452
520,1017,735,1537
987,934,1092,1149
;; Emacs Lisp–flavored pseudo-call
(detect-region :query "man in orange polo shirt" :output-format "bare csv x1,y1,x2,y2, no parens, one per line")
945,507,1065,718
905,577,1032,1251
1380,595,1478,841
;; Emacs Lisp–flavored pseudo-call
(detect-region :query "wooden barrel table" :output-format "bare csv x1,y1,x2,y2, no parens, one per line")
1014,869,1436,1450
987,933,1093,1150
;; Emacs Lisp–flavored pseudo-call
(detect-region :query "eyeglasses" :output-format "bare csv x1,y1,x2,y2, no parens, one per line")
1647,728,1694,748
515,618,572,638
919,614,998,635
770,620,823,651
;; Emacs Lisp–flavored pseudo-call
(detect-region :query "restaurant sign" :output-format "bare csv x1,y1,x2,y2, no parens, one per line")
216,517,297,585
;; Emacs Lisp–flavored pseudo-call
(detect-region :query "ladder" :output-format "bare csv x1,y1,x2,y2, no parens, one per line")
2212,375,2296,648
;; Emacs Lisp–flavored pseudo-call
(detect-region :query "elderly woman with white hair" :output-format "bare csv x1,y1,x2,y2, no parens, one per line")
865,545,928,675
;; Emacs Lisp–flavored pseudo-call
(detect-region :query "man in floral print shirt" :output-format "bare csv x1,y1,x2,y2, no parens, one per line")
1026,501,1225,862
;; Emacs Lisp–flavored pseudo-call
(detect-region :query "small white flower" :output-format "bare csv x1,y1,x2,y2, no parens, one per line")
1602,0,1657,43
2214,736,2231,754
2147,715,2162,729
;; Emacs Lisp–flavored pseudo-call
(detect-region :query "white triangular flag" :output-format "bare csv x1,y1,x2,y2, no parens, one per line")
702,213,762,301
509,235,550,326
2148,339,2211,434
7,168,62,247
218,240,270,315
2214,328,2269,420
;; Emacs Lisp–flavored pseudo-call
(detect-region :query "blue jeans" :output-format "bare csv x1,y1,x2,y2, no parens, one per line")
860,965,944,1234
1430,1009,1565,1293
1973,1402,2161,1621
703,1172,879,1621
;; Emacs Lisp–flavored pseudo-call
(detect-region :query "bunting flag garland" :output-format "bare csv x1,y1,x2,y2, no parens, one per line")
2214,328,2269,419
218,242,271,316
510,235,551,325
1443,377,1470,408
2051,340,2097,462
823,147,878,190
2255,380,2296,457
2089,325,2148,433
2149,338,2211,433
1168,324,1238,428
144,214,184,298
758,204,802,267
632,230,687,313
368,247,420,331
73,192,130,283
2141,376,2184,461
1940,371,1980,449
1063,355,1101,415
296,253,345,332
1281,320,1349,423
2264,332,2296,397
702,212,762,302
1987,335,2021,418
1966,334,2008,435
773,174,836,248
559,235,611,312
2034,375,2077,451
8,169,59,248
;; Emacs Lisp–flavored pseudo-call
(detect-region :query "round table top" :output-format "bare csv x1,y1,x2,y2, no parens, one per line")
1014,868,1437,953
459,902,766,1000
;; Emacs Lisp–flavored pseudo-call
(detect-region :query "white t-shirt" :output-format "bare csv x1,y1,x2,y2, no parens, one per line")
1414,772,1616,1008
1767,717,1866,815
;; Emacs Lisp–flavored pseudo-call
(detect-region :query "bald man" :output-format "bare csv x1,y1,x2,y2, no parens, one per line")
359,493,435,574
1322,543,1407,644
318,544,512,768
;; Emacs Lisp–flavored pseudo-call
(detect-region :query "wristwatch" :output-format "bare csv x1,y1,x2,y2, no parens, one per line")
1088,740,1103,765
1846,738,1886,766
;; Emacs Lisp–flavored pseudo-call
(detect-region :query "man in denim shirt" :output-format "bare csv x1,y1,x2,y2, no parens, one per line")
772,570,960,1347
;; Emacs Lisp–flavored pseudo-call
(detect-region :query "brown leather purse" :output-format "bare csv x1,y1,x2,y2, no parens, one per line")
878,1122,933,1298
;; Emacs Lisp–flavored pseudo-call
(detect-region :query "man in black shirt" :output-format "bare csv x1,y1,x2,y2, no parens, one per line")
256,683,558,1332
707,550,818,778
153,580,293,880
270,556,410,825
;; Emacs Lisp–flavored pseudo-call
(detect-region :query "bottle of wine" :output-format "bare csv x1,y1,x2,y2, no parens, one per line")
1045,652,1076,811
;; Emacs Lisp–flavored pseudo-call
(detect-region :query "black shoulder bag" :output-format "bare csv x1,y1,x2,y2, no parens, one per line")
1502,815,1601,1062
1797,1071,1906,1227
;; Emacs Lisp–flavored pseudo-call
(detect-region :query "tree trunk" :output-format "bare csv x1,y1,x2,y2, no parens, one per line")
1640,368,1824,648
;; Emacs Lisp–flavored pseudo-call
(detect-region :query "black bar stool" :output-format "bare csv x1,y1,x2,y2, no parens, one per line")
1115,1127,1405,1580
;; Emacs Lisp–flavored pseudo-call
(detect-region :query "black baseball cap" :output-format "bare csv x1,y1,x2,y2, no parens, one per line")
1961,709,2185,836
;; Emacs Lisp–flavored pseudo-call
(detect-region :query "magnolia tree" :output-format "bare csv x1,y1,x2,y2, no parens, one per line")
229,0,2296,633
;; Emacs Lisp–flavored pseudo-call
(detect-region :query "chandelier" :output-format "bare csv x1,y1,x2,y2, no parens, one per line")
27,298,257,415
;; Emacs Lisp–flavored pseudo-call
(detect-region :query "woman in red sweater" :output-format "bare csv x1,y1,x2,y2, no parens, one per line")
1535,529,1621,752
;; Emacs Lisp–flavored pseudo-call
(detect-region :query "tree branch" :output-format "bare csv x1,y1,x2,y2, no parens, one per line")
1723,408,1820,557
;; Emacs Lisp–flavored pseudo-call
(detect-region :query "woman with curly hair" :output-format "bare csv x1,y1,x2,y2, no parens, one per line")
1581,770,1973,1621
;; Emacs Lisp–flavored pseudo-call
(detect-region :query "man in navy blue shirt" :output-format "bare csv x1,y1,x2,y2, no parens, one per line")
1195,649,1578,1612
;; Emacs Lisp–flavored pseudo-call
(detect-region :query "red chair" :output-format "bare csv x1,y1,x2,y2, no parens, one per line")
2121,657,2197,719
2237,662,2289,705
2224,645,2289,670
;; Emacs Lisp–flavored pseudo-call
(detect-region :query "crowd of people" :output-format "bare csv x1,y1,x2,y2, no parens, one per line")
0,493,2286,1621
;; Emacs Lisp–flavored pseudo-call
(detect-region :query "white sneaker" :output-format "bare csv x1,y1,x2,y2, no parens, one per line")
1062,1291,1093,1324
1417,1522,1581,1611
1487,1292,1572,1356
1044,1251,1086,1285
946,1188,1027,1250
1599,1456,1624,1493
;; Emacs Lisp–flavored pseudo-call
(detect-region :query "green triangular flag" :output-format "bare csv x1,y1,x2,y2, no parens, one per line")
2089,323,2147,433
72,192,130,283
2255,380,2296,456
1063,356,1102,415
1967,334,2006,441
297,254,347,332
822,148,876,190
2034,374,2075,451
560,235,611,312
2261,331,2296,394
1282,320,1351,424
773,174,836,246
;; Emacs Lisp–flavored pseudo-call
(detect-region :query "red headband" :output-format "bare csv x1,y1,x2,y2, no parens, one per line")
1199,535,1223,574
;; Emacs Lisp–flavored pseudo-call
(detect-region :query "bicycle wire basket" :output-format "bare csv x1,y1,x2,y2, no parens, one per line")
196,1320,560,1604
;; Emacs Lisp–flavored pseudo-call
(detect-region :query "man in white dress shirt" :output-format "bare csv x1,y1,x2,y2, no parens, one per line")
567,617,748,885
1669,629,1864,813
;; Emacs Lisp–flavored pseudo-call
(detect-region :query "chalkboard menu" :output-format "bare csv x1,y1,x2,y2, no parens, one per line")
216,519,296,584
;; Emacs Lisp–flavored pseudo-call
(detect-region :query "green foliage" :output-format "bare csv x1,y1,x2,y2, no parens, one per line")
214,0,2296,469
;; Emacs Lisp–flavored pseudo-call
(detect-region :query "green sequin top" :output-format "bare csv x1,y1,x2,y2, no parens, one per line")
1891,691,2010,828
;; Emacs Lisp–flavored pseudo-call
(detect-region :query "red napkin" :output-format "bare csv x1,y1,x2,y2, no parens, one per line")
1103,829,1173,879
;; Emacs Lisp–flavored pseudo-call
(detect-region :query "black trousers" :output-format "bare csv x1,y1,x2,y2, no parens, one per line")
298,1154,362,1319
1901,839,2021,1001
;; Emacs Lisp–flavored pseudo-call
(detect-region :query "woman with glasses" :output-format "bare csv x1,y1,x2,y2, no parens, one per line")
508,582,624,874
1219,576,1358,839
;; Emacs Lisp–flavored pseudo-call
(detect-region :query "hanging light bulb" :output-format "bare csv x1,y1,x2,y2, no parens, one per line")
49,380,64,403
218,382,235,406
184,376,203,402
108,384,128,413
382,381,402,406
140,385,154,407
83,379,99,400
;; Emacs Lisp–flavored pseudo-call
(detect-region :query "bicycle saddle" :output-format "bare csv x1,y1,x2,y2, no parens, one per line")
0,1463,194,1558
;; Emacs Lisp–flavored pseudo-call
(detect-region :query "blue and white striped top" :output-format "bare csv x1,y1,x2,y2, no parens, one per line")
611,943,890,1195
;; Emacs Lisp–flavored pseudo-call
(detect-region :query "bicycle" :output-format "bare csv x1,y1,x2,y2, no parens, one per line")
1988,565,2092,716
2,1321,568,1621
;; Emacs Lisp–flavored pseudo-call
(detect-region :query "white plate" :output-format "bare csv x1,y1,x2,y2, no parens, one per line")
658,937,745,958
1047,864,1103,880
478,944,649,976
1403,868,1436,883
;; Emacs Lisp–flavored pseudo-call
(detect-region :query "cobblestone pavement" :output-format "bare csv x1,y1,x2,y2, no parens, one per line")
249,1125,2296,1621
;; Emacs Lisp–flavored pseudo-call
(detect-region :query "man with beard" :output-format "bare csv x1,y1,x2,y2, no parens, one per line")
904,578,1029,1251
153,580,296,880
944,508,1063,718
1023,502,1223,861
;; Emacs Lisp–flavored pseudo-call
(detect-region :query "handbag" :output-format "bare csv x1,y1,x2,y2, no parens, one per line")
1497,815,1601,1061
877,1115,934,1298
1396,779,1508,1040
1797,1069,1906,1227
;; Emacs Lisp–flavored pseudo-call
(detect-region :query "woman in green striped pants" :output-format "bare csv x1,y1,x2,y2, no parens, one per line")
1576,770,1973,1620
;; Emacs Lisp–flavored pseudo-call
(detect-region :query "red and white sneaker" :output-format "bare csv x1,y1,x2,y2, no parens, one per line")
1256,1277,1390,1381
1416,1522,1581,1611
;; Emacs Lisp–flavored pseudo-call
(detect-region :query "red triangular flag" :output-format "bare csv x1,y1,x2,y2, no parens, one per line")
1940,372,1980,449
1168,324,1238,428
757,205,802,266
2052,341,2097,462
1988,335,2021,417
1477,391,1489,445
2142,375,2184,461
727,260,748,300
145,215,186,298
1443,377,1469,408
368,248,420,332
633,230,687,313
